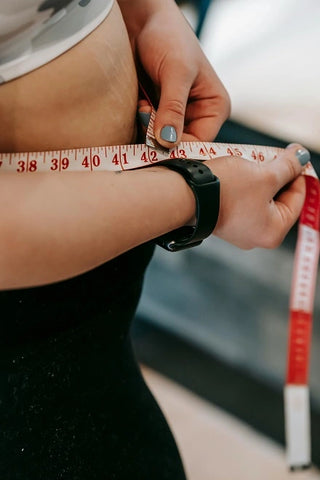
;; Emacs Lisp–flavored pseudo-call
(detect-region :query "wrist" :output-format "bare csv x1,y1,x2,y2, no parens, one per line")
147,165,197,228
153,159,220,251
118,0,178,34
118,0,149,34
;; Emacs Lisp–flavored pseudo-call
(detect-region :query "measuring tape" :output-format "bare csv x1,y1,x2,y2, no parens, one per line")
0,140,319,470
285,168,320,470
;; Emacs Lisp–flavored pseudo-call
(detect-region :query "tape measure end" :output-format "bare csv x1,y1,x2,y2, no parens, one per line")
284,385,311,469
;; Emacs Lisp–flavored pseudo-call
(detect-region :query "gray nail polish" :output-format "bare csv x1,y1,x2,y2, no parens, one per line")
295,148,310,166
139,112,151,128
160,125,177,143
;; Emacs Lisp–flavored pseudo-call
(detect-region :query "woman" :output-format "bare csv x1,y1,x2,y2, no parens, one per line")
0,0,308,478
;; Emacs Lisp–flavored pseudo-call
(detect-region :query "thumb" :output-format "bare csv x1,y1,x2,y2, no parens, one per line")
264,143,310,196
153,65,194,148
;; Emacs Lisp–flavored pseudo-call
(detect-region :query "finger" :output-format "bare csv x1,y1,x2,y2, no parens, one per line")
268,176,306,244
182,108,229,142
138,99,152,114
275,175,306,225
183,70,231,141
138,101,152,130
264,143,310,196
153,63,194,148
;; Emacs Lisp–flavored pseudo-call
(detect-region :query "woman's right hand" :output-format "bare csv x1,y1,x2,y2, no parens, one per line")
205,143,309,249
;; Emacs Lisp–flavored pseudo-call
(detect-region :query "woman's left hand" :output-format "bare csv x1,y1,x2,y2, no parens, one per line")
118,0,231,148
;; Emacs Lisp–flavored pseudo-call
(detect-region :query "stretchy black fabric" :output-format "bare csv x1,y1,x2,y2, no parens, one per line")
0,242,187,479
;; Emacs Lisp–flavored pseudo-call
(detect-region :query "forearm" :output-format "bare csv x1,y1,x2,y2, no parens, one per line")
0,167,195,289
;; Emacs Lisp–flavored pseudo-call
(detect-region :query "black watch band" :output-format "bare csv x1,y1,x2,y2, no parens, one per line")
155,158,220,251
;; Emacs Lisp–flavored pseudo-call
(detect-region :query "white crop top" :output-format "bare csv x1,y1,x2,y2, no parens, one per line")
0,0,114,83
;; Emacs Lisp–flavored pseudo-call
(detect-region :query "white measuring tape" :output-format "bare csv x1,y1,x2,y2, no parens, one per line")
0,140,319,470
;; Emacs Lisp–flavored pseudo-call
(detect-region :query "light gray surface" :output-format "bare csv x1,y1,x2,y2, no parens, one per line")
201,0,320,152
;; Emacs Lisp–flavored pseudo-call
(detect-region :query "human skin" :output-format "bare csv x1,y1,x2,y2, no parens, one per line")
0,0,306,289
118,0,231,147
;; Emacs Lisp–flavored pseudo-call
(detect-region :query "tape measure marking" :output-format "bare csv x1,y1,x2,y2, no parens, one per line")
288,174,320,389
0,142,284,173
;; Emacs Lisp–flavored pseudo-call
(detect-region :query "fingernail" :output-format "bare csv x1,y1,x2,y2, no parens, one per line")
160,125,177,143
138,112,151,128
295,148,311,166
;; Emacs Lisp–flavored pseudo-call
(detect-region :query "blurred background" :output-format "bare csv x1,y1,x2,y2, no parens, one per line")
131,1,320,478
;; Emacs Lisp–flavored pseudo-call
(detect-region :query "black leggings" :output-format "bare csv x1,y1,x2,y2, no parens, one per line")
0,243,187,479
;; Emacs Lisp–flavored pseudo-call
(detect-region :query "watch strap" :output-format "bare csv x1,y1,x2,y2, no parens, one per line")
155,158,220,251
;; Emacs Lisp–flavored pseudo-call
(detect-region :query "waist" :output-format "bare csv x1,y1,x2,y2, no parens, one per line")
0,243,155,350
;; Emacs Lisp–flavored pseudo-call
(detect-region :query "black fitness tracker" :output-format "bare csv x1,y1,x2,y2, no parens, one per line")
155,158,220,251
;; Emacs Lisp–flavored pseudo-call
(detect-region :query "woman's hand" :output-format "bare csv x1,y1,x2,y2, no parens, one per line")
205,144,308,249
118,0,230,148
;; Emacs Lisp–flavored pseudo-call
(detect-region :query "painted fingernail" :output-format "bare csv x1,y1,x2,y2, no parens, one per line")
138,112,151,128
160,125,177,143
295,148,310,166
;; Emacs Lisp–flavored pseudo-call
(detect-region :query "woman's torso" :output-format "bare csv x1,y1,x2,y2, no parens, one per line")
0,3,187,478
